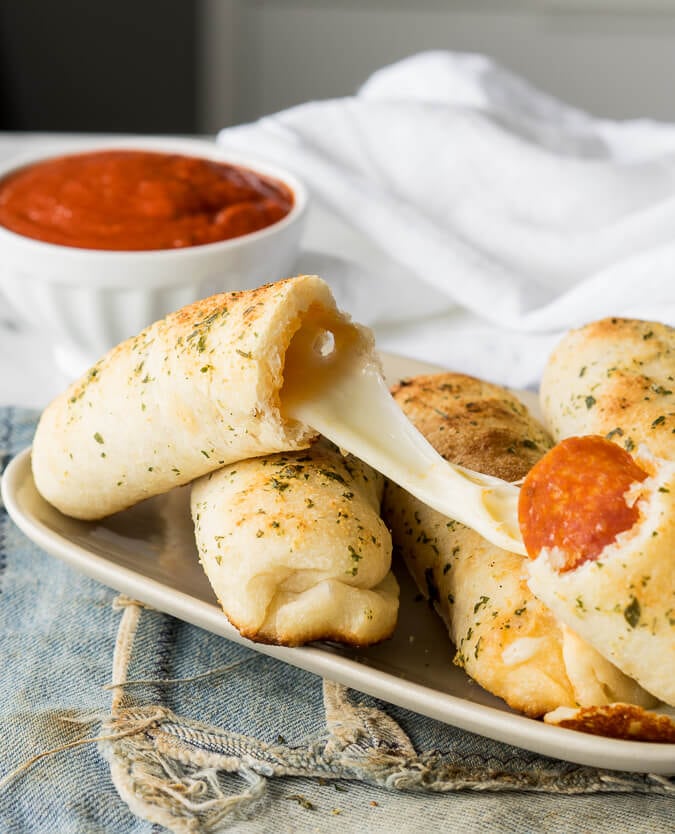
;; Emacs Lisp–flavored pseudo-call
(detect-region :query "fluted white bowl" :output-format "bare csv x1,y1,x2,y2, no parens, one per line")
0,137,308,377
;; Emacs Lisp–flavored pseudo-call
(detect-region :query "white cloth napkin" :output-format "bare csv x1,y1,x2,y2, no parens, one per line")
218,51,675,388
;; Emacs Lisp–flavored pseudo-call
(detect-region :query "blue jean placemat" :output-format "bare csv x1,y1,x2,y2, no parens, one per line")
0,407,673,834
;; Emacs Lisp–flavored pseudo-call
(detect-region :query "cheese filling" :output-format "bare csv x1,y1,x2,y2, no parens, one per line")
281,313,525,554
501,637,546,666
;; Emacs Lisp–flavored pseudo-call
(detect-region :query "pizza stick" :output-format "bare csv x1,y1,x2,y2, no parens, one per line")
32,275,372,519
521,435,675,706
525,318,675,706
383,373,653,718
191,439,398,646
32,273,523,558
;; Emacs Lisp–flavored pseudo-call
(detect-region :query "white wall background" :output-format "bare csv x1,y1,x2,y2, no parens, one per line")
197,0,675,132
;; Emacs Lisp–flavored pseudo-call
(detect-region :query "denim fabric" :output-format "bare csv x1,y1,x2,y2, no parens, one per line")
0,408,673,834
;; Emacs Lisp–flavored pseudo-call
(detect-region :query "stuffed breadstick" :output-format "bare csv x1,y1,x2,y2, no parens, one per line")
31,272,525,556
191,439,398,646
521,318,674,707
540,317,674,458
32,275,374,520
383,373,653,718
521,435,674,706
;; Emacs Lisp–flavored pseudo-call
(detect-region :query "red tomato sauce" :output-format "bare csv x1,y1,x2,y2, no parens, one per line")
518,435,648,571
0,150,294,251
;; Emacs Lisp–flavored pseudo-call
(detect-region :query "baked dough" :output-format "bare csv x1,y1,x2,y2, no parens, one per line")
525,438,675,706
540,317,675,459
528,318,675,706
191,439,398,646
383,373,654,717
544,703,675,742
32,275,374,520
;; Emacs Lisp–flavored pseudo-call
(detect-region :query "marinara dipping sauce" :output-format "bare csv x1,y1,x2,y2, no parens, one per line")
0,150,295,251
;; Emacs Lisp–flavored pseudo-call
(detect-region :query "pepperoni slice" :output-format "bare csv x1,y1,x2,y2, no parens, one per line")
518,435,648,571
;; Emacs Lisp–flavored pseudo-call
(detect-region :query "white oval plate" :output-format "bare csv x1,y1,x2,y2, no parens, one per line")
2,354,673,774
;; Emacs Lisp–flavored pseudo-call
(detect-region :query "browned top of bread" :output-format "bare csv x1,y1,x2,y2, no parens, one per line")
541,317,675,458
390,372,551,482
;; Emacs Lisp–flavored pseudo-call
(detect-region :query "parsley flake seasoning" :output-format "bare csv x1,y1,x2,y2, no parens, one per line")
182,392,396,647
623,596,641,628
347,544,362,576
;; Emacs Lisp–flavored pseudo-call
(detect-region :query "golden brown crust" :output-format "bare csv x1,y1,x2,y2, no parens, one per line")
540,317,675,458
224,613,394,648
544,703,675,743
390,373,550,482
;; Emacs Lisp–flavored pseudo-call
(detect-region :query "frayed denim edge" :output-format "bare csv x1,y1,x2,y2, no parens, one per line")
99,600,675,834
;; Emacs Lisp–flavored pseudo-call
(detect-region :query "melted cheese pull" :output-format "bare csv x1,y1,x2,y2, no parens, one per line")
281,313,525,555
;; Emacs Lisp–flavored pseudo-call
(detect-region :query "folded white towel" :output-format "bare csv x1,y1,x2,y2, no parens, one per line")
218,51,675,387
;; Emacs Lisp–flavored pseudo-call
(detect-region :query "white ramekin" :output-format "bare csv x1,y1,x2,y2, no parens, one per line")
0,136,308,377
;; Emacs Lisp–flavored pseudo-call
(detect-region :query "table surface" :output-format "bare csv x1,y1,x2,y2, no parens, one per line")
0,132,389,410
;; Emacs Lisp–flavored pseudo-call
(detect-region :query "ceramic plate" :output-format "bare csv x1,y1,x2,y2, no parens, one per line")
2,354,673,774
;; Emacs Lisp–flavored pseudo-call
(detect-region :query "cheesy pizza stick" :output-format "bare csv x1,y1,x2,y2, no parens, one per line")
32,275,374,520
383,374,652,718
31,272,523,558
526,318,675,706
191,439,398,646
521,435,675,706
540,317,674,458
